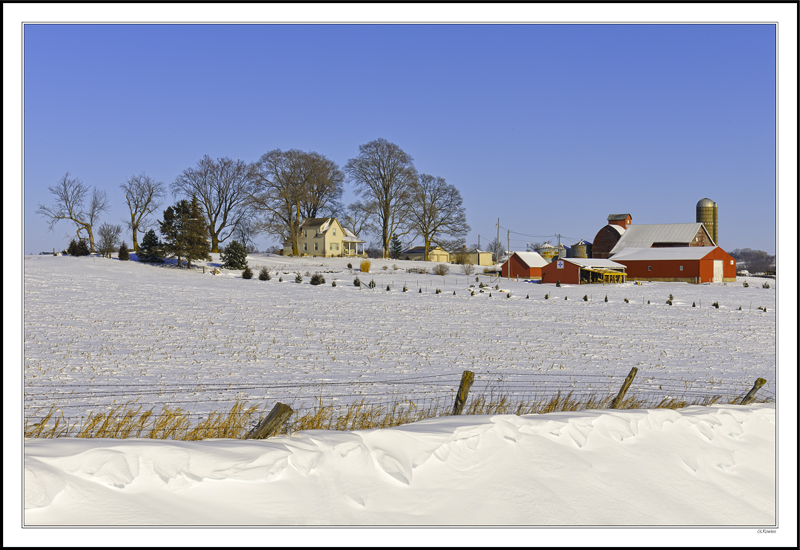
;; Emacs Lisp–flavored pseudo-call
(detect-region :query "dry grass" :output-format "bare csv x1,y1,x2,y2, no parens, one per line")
24,391,768,440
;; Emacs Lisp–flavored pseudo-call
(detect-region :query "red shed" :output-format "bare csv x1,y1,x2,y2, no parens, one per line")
541,258,627,285
501,251,548,279
610,246,736,283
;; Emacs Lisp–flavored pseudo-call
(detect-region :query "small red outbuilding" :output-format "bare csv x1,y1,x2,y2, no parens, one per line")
501,251,548,279
541,258,627,285
610,246,736,283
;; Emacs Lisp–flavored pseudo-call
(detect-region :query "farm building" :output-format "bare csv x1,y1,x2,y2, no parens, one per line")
282,218,365,257
402,246,451,262
609,223,715,255
541,257,627,285
452,247,493,266
591,214,631,258
501,251,548,279
610,246,736,283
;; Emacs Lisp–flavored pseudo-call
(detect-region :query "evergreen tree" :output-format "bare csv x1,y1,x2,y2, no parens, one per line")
118,241,130,261
138,229,164,262
183,195,211,268
389,235,403,260
159,202,188,267
75,239,90,256
221,240,248,270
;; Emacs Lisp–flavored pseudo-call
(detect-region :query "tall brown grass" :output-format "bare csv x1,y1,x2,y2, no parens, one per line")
24,391,765,440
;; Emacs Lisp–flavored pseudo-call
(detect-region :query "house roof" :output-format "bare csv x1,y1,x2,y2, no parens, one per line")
341,228,364,243
609,223,713,254
611,246,720,261
558,258,626,269
607,213,631,221
300,218,332,227
508,251,548,268
402,246,447,254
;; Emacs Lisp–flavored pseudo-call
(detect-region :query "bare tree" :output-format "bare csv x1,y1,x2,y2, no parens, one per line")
344,138,417,258
486,238,504,263
249,149,309,256
97,222,122,258
120,173,166,251
343,200,377,238
298,152,344,220
36,172,110,253
407,174,470,262
171,155,253,253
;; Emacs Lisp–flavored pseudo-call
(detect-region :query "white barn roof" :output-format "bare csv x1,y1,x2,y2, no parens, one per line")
611,246,719,261
560,258,626,269
511,251,548,268
609,223,713,255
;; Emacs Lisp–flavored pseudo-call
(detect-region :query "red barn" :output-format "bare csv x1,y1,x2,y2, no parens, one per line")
501,251,548,279
541,258,627,285
610,246,736,283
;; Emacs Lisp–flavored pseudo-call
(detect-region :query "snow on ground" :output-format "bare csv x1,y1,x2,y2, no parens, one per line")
16,253,789,538
24,404,775,526
23,254,776,425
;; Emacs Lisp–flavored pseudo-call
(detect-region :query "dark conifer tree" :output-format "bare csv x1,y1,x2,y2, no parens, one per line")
118,241,130,261
183,196,211,268
221,240,248,270
138,229,164,262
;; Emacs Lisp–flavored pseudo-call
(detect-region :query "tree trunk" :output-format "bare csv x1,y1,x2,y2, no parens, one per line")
132,227,139,252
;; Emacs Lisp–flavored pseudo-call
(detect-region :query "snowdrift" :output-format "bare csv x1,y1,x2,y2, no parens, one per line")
25,404,775,526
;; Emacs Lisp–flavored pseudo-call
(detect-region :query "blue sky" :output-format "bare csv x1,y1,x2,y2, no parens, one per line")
22,23,777,254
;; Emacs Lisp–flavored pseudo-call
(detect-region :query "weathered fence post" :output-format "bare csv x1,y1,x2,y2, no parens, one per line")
609,367,638,409
740,378,767,405
452,370,475,415
248,403,293,439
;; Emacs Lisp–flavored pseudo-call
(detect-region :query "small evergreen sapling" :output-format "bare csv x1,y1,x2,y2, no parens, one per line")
221,240,248,270
242,266,253,279
310,273,325,285
258,267,270,280
118,242,130,261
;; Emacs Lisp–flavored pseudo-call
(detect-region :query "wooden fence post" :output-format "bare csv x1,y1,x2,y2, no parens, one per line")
740,378,767,405
452,370,475,415
609,367,638,409
248,403,293,439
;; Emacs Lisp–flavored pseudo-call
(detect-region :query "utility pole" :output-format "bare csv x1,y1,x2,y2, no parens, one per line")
496,219,500,262
507,230,510,258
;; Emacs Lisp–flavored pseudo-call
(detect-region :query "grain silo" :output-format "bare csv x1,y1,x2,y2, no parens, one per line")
696,198,718,245
569,240,592,259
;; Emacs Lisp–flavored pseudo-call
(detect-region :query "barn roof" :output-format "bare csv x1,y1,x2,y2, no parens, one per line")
509,251,548,268
611,246,719,261
609,223,713,254
560,258,626,269
607,213,631,221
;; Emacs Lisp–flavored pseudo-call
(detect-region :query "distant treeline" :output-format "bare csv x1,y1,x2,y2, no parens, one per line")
728,248,775,274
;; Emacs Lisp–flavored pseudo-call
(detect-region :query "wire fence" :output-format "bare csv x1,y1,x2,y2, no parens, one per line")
24,369,775,437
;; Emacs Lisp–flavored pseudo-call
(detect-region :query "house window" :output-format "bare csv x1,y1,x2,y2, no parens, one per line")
314,243,318,251
304,230,307,237
680,266,683,271
333,228,337,236
303,243,307,251
730,260,734,265
648,266,651,271
330,243,339,251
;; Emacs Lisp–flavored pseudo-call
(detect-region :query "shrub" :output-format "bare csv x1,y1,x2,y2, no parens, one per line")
360,260,371,273
471,290,475,296
66,239,78,256
76,239,90,256
221,240,248,270
386,284,391,291
692,302,696,307
368,279,376,289
347,263,352,269
556,280,561,287
624,298,629,303
332,280,337,287
506,292,511,298
279,276,283,282
259,267,271,281
403,285,408,292
475,277,479,282
545,293,549,299
433,263,450,276
295,273,303,283
461,263,475,275
743,281,749,287
310,273,325,285
382,265,388,271
583,295,588,302
419,288,422,293
393,264,399,271
604,295,608,302
762,281,770,289
666,299,673,306
242,266,253,279
564,296,568,300
118,242,130,261
712,301,719,308
354,277,361,287
525,294,529,299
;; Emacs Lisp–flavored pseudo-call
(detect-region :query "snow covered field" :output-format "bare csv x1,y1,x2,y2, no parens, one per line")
23,253,776,426
17,253,789,536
